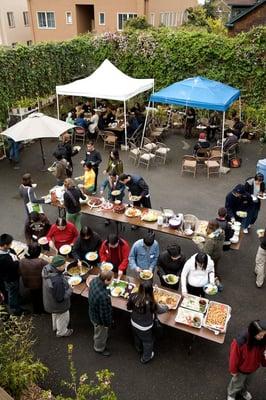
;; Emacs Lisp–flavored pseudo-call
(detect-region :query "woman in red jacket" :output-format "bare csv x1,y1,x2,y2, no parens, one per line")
99,234,130,280
227,320,266,400
46,218,79,252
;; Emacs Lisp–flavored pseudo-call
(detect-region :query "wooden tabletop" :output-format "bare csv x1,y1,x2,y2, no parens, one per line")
74,271,227,344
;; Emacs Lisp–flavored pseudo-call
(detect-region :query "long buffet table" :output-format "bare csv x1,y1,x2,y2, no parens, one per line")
72,269,229,345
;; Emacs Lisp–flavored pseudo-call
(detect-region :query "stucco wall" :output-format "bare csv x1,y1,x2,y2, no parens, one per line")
0,0,32,46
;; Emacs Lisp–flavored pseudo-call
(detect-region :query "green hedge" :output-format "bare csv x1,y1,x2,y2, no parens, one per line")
0,26,265,125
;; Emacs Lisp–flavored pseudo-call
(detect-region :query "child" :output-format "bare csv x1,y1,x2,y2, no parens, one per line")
216,207,234,250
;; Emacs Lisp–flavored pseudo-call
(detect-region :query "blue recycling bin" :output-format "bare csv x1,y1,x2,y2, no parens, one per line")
257,159,266,182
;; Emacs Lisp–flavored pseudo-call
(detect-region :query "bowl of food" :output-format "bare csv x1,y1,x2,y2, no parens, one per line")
125,208,142,218
114,200,121,205
141,211,159,222
169,217,182,229
236,211,247,218
203,283,218,295
184,228,194,236
111,190,121,197
38,237,48,245
66,260,91,278
163,274,179,285
68,276,82,286
100,262,113,272
139,270,153,280
257,229,265,238
80,195,89,204
129,195,142,202
111,287,124,297
85,252,98,262
59,244,72,255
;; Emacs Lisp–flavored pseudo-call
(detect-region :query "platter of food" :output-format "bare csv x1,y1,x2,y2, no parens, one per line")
11,240,27,256
108,280,137,298
113,203,126,214
88,198,102,208
195,221,208,236
153,286,181,310
38,236,48,245
163,274,179,285
101,202,113,210
257,229,265,237
139,270,153,280
203,283,218,296
67,262,90,276
203,301,231,333
68,276,82,286
175,307,203,329
59,244,72,255
192,236,205,245
100,262,113,272
85,252,98,262
111,286,125,297
111,190,121,196
141,210,159,222
258,193,266,200
129,195,142,202
236,211,247,218
125,208,142,218
180,294,209,313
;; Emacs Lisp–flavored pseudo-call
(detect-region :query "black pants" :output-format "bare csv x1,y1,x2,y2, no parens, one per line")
132,326,153,362
92,166,98,192
187,283,205,297
207,127,217,141
134,196,151,209
159,277,179,292
30,288,44,314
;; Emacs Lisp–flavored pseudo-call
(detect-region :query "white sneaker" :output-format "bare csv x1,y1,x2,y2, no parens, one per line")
227,396,235,400
242,391,252,400
243,228,248,234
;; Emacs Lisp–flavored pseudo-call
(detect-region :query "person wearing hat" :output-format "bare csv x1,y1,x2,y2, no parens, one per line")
193,132,210,155
227,320,266,400
244,173,265,228
42,255,73,337
157,244,186,290
129,232,159,273
225,184,253,233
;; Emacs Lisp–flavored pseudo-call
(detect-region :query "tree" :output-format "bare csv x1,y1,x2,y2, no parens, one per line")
203,0,217,18
124,16,151,30
185,6,209,27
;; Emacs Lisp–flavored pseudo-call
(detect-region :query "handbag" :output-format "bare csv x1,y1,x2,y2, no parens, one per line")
26,188,44,214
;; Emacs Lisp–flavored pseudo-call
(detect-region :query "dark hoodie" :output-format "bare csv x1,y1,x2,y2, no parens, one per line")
0,249,19,283
42,264,72,313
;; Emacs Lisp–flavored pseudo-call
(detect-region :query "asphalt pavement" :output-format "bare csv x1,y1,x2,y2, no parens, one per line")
0,131,266,400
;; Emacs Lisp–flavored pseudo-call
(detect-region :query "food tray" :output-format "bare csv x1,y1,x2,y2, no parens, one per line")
88,198,102,208
180,294,209,313
141,211,159,222
195,221,208,236
175,307,203,329
203,301,231,333
125,208,142,218
108,280,136,298
153,286,181,310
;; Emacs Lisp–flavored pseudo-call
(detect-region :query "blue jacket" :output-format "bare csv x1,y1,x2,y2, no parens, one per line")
100,177,125,201
129,239,159,271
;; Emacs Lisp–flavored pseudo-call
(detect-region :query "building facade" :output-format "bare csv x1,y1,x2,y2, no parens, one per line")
226,0,266,35
27,0,197,43
0,0,33,46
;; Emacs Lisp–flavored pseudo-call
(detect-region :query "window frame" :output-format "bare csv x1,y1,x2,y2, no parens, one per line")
65,11,72,25
99,12,105,26
117,12,137,31
23,11,29,27
149,12,155,26
36,11,56,29
27,40,32,46
7,12,15,28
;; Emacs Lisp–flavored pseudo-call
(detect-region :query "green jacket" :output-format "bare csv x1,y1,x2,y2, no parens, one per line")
198,229,225,262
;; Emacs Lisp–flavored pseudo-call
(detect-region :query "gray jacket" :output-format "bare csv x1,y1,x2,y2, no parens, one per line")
42,264,72,314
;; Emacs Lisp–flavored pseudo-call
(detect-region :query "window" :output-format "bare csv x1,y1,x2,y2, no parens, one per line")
7,12,15,28
37,11,56,29
66,12,72,24
23,11,29,27
160,12,177,27
99,12,105,25
117,13,137,30
27,40,32,46
149,13,155,26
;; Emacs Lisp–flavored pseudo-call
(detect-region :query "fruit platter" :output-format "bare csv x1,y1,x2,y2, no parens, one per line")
180,294,209,313
175,307,203,329
125,207,142,218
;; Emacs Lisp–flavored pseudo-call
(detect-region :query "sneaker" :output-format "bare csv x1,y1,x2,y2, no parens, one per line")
227,396,235,400
256,281,264,288
243,229,248,234
140,351,154,364
242,391,252,400
94,348,111,356
56,329,73,337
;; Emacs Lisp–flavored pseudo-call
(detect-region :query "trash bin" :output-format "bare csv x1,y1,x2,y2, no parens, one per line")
256,159,266,181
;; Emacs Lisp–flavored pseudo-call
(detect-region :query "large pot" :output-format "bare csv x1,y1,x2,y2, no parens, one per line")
66,260,92,280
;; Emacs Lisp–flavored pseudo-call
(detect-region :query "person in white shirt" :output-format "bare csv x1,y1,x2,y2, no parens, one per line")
181,252,215,297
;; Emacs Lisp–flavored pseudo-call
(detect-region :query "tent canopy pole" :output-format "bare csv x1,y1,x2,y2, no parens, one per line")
221,111,225,164
39,139,46,166
141,100,151,148
124,100,128,149
239,96,242,121
56,94,60,120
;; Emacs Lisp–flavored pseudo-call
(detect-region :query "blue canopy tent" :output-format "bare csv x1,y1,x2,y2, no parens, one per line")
142,76,241,155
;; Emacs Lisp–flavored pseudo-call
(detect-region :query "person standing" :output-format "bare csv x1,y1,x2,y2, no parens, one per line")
157,244,186,291
0,233,22,315
46,218,79,252
227,320,266,400
42,255,73,337
127,280,168,363
129,233,159,273
99,234,130,280
75,162,96,195
88,271,114,356
82,141,102,194
185,108,196,138
181,252,215,296
53,152,68,186
19,243,47,313
72,226,102,263
225,184,253,233
24,211,51,244
119,173,151,208
100,172,125,202
19,173,46,217
57,133,79,176
255,228,266,288
207,111,220,142
63,178,86,231
215,207,234,250
245,173,265,228
197,220,224,272
103,149,123,176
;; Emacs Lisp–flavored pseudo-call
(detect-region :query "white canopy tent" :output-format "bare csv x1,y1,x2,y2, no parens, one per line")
56,59,154,148
1,112,76,166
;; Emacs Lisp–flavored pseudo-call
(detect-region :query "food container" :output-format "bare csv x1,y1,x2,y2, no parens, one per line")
66,260,91,280
169,215,182,229
157,215,164,226
175,307,203,329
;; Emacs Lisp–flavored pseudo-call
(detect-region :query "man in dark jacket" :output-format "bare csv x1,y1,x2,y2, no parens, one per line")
119,173,151,208
82,141,102,193
0,234,23,315
157,244,186,290
88,271,114,356
24,211,51,244
225,184,253,233
57,133,79,176
42,255,73,337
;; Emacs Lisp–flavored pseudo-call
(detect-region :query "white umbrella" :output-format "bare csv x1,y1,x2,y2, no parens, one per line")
1,112,76,166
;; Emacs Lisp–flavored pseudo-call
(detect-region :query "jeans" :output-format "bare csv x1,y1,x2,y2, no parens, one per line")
9,140,20,163
132,326,154,362
227,372,252,398
92,322,109,352
66,211,82,231
52,310,70,336
4,280,21,314
92,167,98,192
255,246,266,287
